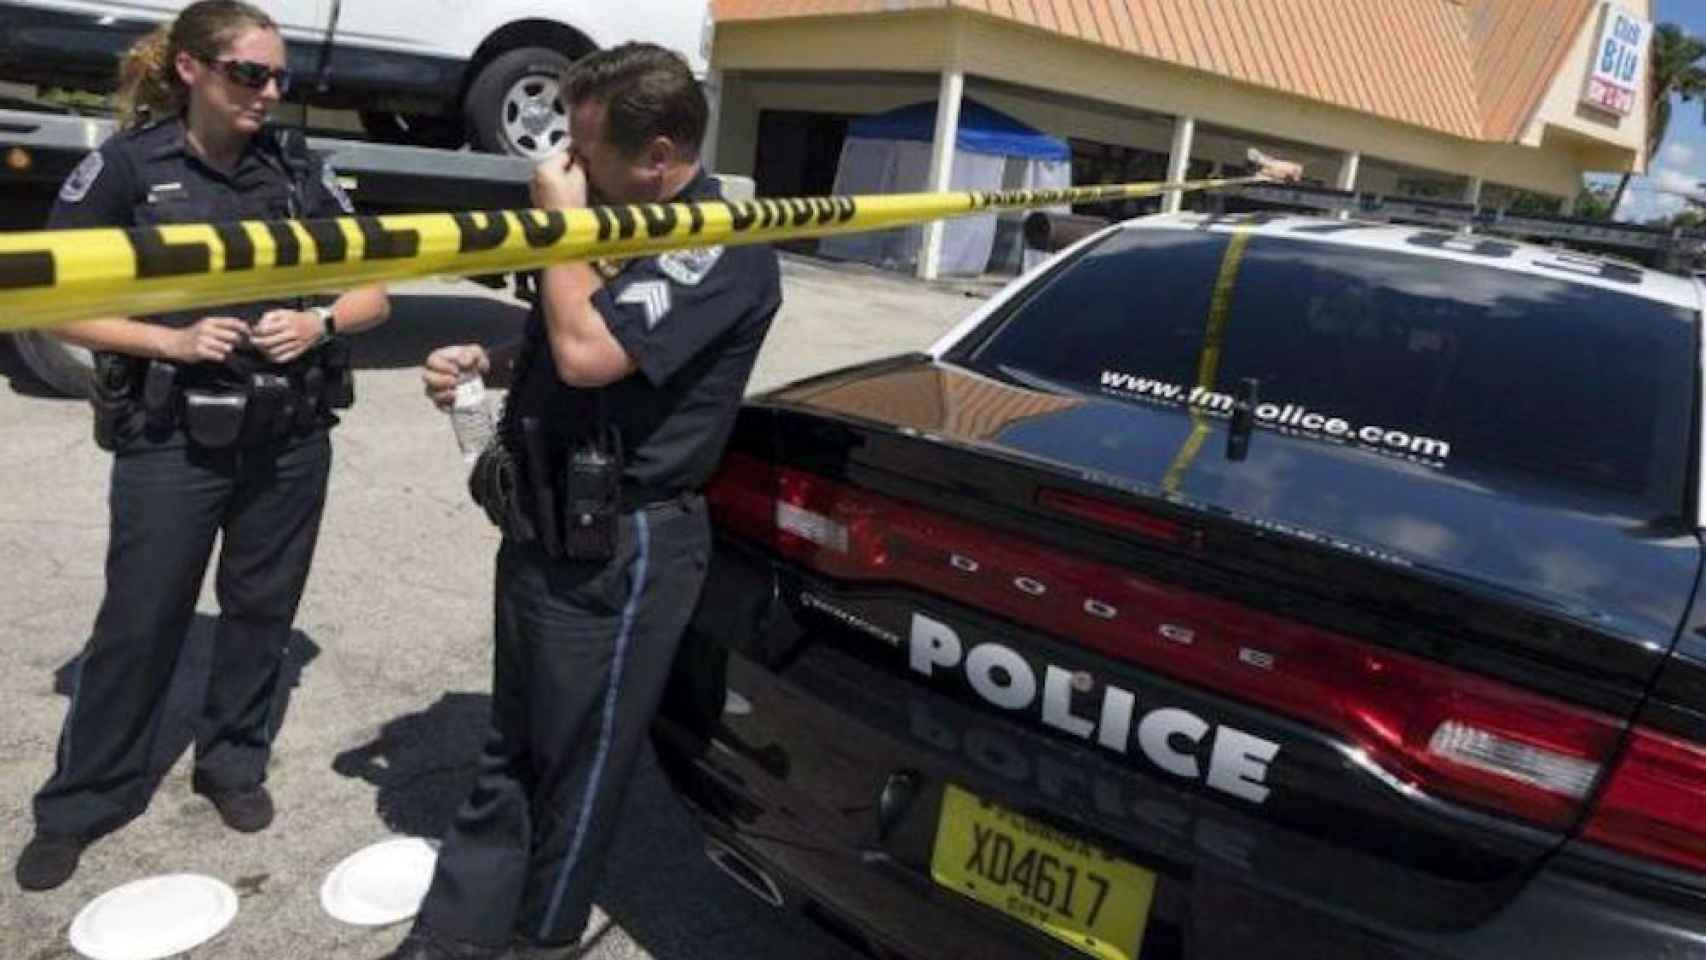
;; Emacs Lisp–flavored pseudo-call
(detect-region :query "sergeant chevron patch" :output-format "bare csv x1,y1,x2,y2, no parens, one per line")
617,280,672,329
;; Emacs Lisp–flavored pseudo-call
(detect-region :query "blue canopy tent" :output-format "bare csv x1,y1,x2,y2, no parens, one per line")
819,100,1073,276
844,100,1071,162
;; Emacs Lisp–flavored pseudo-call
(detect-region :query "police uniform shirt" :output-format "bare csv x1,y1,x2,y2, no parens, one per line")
48,116,355,372
512,170,783,495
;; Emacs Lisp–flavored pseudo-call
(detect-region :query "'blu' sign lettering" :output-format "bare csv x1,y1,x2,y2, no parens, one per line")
1583,3,1650,117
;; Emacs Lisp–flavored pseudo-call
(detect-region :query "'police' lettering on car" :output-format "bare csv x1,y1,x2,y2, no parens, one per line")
909,612,1280,804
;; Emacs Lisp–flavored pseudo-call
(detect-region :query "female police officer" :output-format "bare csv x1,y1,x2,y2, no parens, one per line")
14,0,389,891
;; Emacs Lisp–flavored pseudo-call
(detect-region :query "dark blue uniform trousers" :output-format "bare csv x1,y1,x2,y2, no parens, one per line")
34,432,331,839
417,495,710,948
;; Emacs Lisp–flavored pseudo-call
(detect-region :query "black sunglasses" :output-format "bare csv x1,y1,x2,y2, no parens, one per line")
202,57,293,94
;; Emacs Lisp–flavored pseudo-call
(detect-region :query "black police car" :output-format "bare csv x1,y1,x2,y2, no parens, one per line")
653,212,1706,959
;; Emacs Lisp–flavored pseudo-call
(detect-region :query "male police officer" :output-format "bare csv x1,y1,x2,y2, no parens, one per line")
388,43,781,959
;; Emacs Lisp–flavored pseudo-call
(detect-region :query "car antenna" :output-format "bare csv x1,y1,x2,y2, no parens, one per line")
1227,377,1259,461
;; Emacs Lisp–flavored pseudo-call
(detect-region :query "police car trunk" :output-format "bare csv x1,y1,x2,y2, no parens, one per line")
652,214,1706,960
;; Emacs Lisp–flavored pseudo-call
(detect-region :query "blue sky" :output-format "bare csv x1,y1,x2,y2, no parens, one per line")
1612,0,1706,221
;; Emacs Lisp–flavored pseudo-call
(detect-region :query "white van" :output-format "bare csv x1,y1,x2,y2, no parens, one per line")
0,0,714,157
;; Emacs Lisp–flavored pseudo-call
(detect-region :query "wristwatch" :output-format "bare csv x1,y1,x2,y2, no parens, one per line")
312,305,338,342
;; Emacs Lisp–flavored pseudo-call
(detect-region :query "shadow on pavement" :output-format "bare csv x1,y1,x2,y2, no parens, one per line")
50,616,322,812
334,694,863,960
330,691,489,840
597,749,866,960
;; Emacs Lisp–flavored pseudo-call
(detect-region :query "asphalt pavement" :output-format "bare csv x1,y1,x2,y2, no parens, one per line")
0,254,986,959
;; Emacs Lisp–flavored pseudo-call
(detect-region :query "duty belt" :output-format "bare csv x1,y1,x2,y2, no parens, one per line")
468,435,695,558
91,344,353,452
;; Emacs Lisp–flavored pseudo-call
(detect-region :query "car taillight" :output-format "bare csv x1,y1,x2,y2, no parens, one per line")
704,452,776,548
1582,728,1706,872
704,456,1624,830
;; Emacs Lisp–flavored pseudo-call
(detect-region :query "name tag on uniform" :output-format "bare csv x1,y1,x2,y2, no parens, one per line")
147,182,187,203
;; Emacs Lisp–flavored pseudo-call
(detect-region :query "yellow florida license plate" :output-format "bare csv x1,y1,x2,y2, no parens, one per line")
930,784,1156,960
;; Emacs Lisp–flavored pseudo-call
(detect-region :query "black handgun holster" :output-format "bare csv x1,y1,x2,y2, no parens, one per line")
90,353,137,452
469,438,537,543
321,337,355,409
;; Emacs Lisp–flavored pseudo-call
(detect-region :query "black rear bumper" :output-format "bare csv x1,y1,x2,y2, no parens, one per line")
652,550,1706,960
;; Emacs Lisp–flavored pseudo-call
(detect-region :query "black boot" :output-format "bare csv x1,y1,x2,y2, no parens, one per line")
196,783,275,833
14,833,86,891
375,924,510,960
508,937,584,959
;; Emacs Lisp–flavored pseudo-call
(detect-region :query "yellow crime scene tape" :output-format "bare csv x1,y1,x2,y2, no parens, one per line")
1162,227,1252,494
0,175,1261,333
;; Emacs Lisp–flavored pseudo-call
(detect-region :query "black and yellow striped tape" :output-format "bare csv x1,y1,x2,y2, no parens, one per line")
0,176,1258,332
1163,227,1253,494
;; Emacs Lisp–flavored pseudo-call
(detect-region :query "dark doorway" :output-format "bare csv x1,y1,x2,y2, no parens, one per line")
753,110,854,254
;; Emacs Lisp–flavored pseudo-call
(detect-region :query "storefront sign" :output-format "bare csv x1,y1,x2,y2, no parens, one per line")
1582,2,1650,116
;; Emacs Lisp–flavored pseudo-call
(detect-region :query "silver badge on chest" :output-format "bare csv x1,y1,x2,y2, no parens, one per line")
58,151,105,204
321,162,355,214
656,246,723,287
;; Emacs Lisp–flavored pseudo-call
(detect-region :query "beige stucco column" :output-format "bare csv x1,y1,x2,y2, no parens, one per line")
1163,115,1196,214
701,68,724,173
1336,151,1361,190
918,66,965,281
1335,150,1361,219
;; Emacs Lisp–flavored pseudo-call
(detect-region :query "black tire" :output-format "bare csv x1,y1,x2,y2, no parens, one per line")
463,46,575,158
12,331,92,398
359,110,467,149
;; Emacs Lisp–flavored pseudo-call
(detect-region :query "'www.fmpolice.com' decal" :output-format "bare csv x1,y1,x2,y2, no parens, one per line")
1099,369,1451,464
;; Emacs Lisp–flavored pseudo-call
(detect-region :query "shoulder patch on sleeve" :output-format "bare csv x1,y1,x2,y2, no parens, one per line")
59,151,105,204
617,280,674,330
321,162,355,214
656,245,724,286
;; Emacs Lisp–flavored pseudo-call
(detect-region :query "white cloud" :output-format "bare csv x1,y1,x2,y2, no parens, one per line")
1654,167,1699,194
1614,146,1702,223
1617,190,1686,223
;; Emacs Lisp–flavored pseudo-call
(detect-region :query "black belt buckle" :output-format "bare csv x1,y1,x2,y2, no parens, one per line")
183,390,247,449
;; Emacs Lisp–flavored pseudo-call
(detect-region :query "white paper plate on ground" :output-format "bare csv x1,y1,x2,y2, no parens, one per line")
320,837,440,926
69,873,239,960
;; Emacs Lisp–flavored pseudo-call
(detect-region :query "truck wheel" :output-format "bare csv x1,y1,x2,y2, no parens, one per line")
465,47,574,158
359,111,467,149
12,331,92,399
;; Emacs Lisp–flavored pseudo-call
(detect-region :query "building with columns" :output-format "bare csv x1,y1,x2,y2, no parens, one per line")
703,0,1655,278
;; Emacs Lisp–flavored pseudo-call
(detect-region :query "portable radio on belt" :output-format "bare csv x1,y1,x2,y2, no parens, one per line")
562,421,622,562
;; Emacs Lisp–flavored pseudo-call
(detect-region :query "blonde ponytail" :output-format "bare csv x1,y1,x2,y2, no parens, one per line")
115,25,178,129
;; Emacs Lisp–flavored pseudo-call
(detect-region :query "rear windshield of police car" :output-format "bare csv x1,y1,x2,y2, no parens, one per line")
956,228,1697,515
